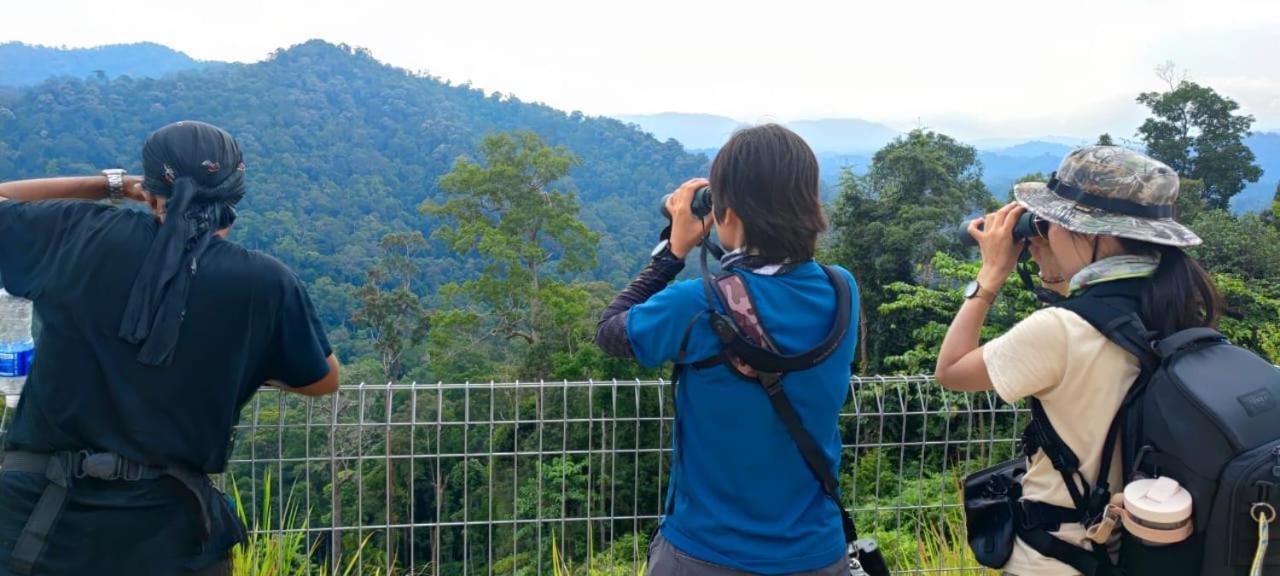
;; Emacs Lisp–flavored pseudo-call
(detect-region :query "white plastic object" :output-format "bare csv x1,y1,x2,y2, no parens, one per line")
1122,476,1194,545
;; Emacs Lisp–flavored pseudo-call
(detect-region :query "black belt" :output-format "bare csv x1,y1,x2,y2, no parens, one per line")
1020,500,1081,531
0,450,214,575
1015,499,1111,576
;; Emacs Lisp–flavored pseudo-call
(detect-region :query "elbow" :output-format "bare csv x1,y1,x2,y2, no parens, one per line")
316,356,341,395
592,320,607,350
594,313,633,359
295,355,341,397
934,362,958,391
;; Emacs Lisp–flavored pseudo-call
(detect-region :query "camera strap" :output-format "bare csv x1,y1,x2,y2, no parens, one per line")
1017,243,1065,305
693,243,860,541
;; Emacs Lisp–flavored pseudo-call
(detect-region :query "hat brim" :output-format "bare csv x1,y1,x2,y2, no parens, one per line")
1013,182,1201,247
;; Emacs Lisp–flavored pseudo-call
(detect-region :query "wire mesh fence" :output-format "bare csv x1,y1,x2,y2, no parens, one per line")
1,376,1027,575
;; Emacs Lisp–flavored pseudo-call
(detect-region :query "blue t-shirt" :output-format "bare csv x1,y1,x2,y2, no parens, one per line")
627,261,859,574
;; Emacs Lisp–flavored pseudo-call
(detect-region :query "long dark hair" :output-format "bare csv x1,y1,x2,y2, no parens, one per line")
1117,239,1223,337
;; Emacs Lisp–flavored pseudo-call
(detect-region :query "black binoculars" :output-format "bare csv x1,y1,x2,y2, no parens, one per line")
961,211,1049,246
660,186,714,220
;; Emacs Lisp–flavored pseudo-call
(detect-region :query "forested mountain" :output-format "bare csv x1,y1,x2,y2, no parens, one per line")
0,40,708,331
10,41,1275,212
0,42,212,86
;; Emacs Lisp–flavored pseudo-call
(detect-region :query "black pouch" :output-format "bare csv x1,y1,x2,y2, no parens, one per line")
963,458,1026,569
167,469,249,562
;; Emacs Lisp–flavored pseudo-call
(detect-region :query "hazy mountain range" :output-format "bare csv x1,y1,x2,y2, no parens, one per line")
0,42,215,86
629,112,1279,212
3,42,1277,212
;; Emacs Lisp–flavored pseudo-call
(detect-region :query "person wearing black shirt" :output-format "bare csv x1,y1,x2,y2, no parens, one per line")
0,121,340,576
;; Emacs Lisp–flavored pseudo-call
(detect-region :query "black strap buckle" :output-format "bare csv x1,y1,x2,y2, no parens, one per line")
81,453,123,480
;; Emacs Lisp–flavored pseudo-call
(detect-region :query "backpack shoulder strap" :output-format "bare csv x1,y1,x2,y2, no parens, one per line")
1025,280,1156,520
706,265,852,374
708,267,861,545
1054,280,1156,368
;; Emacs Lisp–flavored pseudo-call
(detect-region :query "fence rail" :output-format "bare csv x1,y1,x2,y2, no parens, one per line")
1,377,1026,575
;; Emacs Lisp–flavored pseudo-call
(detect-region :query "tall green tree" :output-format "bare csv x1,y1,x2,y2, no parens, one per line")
1136,78,1263,210
827,129,993,373
350,232,432,382
1175,178,1206,224
423,131,601,378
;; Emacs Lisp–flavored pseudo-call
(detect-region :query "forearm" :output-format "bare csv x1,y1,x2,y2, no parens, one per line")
936,297,992,374
594,255,685,357
0,176,110,202
935,267,1008,389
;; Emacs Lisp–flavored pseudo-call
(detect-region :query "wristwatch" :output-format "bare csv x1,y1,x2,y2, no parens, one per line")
964,280,997,304
651,239,680,261
102,169,127,201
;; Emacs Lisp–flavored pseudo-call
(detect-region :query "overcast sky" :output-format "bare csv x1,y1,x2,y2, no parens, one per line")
6,0,1279,139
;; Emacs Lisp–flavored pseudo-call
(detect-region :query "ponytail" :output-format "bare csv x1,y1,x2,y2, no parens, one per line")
1120,239,1223,337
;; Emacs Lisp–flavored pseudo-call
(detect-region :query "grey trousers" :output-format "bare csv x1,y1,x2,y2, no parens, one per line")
647,532,850,576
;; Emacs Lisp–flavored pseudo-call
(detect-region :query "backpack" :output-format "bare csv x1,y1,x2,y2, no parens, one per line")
1018,278,1280,575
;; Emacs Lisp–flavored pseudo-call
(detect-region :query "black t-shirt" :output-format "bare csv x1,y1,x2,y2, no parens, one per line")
0,199,332,472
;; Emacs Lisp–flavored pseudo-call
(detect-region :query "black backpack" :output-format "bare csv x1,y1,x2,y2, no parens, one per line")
1017,279,1280,575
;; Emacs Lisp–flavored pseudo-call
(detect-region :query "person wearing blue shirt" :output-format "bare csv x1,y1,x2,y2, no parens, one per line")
595,124,860,575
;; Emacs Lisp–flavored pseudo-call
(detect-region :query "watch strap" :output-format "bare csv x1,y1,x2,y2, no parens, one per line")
970,282,997,304
102,169,126,200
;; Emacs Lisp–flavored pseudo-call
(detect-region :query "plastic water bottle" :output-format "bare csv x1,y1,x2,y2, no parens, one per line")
0,288,34,408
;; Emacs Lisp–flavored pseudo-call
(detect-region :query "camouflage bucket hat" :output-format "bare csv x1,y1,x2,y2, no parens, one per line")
1013,146,1201,247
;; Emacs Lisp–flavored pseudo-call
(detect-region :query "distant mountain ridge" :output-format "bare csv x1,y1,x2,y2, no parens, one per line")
5,41,1276,212
619,113,900,153
0,42,212,86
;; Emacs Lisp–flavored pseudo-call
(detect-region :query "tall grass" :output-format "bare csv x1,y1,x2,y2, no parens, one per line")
550,528,647,576
913,505,998,575
228,472,383,576
225,473,989,575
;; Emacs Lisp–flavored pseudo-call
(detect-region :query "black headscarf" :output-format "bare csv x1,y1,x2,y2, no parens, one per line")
119,120,246,366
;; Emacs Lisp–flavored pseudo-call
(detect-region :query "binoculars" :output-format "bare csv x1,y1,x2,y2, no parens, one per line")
660,186,714,220
961,211,1050,246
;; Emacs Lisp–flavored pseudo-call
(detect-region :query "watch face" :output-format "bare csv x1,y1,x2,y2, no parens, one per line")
651,239,670,257
964,281,980,299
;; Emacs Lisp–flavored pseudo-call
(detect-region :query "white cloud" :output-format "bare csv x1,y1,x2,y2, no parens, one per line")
4,0,1278,137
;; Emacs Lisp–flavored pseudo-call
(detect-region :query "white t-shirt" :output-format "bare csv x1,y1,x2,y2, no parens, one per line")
983,307,1140,576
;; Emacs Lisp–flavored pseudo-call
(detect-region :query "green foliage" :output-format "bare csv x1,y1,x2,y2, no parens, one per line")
351,232,432,382
1214,275,1280,363
0,39,707,330
1137,79,1264,210
422,131,609,380
877,253,1041,374
827,129,994,373
229,473,380,576
1096,133,1115,146
1268,181,1280,227
1176,178,1206,223
1188,209,1280,285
